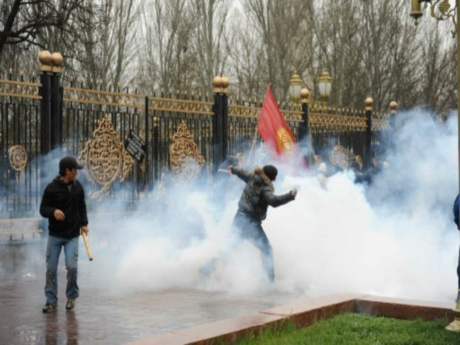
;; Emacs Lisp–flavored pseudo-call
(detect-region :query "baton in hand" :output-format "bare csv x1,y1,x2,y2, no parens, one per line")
81,232,94,261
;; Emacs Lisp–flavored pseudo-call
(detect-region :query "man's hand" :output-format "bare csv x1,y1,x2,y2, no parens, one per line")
53,209,65,221
290,189,298,199
81,226,89,236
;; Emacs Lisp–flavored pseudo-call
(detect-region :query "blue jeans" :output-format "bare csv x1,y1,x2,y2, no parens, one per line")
45,235,79,305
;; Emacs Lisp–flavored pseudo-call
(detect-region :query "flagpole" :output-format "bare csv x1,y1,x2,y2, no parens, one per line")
249,84,272,160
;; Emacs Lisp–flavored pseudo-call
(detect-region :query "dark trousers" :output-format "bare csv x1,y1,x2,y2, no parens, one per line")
233,211,275,282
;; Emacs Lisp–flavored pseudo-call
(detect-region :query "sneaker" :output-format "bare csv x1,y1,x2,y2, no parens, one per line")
65,299,75,311
42,304,56,313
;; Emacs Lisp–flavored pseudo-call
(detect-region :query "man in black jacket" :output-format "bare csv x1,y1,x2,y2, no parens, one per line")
40,156,89,313
230,165,296,282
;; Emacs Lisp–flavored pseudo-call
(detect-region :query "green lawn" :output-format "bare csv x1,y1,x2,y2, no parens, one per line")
236,313,460,345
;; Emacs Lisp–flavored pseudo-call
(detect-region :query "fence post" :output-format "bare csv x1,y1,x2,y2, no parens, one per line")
144,96,150,189
153,115,160,184
299,88,310,141
38,51,64,155
212,76,229,172
364,97,374,171
50,71,63,149
39,52,52,155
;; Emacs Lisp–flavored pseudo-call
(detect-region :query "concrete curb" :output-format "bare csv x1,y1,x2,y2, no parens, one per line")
127,294,456,345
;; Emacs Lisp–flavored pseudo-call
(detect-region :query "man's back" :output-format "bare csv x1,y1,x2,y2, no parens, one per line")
231,167,295,222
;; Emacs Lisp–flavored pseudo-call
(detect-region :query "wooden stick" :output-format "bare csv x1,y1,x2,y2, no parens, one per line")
81,232,94,261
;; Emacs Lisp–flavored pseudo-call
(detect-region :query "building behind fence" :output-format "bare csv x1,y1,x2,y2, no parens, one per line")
0,52,396,218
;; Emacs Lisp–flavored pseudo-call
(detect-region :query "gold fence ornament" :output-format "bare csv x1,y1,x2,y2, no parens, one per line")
169,121,205,178
79,116,134,199
8,145,28,172
0,80,41,100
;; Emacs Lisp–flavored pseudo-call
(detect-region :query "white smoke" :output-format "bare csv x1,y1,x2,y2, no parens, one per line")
2,108,459,304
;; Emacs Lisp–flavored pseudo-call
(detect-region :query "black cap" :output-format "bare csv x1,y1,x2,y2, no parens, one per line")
263,165,278,181
59,156,83,175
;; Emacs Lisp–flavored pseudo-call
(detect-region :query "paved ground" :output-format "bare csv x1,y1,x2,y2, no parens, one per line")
0,242,301,345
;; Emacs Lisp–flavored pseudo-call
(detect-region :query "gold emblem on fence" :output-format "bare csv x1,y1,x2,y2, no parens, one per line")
170,121,205,177
8,145,28,171
79,116,134,198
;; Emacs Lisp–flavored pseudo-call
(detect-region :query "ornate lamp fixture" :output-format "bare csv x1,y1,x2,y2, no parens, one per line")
289,72,303,102
410,0,457,24
318,71,333,104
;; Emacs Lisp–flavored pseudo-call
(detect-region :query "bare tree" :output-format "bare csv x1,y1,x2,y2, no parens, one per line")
72,0,139,89
137,0,195,94
244,0,314,100
419,23,457,114
0,0,88,59
189,0,229,93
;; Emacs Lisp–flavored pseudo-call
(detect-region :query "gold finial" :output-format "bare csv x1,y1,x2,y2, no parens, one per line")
221,76,230,89
213,75,229,94
38,51,52,65
364,97,374,111
50,52,64,66
300,87,310,104
212,76,223,93
389,101,399,113
38,51,53,71
38,51,64,73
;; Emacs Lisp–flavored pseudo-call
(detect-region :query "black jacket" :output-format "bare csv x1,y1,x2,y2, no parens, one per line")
40,177,88,239
231,167,294,222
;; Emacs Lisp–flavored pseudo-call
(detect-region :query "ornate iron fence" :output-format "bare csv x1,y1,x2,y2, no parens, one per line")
0,79,42,217
0,72,391,218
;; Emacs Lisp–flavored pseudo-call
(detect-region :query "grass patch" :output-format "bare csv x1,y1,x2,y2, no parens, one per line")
236,313,460,345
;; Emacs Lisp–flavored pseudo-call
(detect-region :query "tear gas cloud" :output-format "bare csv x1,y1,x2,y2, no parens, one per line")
1,108,459,303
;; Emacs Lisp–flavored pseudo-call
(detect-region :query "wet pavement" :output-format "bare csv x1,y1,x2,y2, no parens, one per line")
0,242,302,345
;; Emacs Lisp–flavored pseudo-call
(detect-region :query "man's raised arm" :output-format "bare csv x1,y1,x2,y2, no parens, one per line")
230,167,251,183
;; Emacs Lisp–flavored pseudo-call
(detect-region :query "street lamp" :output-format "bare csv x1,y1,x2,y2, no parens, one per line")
289,72,303,102
410,0,460,333
318,71,333,104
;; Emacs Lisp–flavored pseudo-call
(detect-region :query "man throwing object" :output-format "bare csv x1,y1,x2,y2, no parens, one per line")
230,165,296,282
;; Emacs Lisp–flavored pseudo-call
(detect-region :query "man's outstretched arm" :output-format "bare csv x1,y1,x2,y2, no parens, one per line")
262,188,297,207
230,167,251,183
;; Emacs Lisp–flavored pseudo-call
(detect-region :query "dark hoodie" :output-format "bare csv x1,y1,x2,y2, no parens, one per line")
40,177,88,239
231,167,294,222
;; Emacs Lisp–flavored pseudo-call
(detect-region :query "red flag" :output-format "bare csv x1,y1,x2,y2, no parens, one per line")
258,86,295,155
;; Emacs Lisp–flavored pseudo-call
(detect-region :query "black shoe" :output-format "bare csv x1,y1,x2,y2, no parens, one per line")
42,304,57,313
65,299,75,311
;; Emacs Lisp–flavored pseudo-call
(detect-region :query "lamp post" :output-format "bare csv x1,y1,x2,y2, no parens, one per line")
317,71,333,104
410,0,460,332
289,72,303,102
